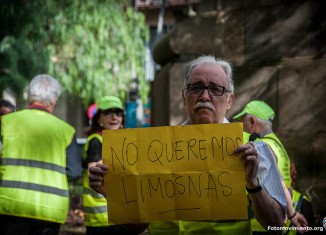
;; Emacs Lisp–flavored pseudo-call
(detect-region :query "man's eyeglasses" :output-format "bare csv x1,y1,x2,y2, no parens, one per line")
102,109,124,117
185,83,231,96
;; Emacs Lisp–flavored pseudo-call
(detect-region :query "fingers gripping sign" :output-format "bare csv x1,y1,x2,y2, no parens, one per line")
234,141,260,188
88,163,108,197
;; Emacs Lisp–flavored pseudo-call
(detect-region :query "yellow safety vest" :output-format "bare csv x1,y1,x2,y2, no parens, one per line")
179,220,251,235
148,220,251,235
148,221,180,235
261,133,291,188
0,109,75,223
83,133,111,227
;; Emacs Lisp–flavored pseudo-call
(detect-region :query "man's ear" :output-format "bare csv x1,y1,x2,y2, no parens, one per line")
50,98,57,106
226,93,234,110
182,89,186,106
48,98,57,113
249,116,256,125
249,116,257,133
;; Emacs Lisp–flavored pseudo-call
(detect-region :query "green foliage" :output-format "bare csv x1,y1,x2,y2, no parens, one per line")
0,0,149,105
0,1,52,95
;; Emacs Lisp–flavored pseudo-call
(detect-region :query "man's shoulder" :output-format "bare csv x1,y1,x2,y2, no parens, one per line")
261,133,282,144
253,141,274,160
87,134,102,144
253,140,268,148
28,109,76,133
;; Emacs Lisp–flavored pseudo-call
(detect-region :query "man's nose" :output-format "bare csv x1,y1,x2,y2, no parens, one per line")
199,88,211,100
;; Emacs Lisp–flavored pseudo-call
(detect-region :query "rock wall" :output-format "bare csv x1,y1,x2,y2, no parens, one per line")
151,0,326,214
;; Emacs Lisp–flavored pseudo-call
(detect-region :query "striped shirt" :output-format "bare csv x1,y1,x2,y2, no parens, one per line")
254,141,287,217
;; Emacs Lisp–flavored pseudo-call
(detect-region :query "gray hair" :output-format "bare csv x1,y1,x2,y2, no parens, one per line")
184,55,234,92
246,113,273,127
27,74,62,106
255,114,273,127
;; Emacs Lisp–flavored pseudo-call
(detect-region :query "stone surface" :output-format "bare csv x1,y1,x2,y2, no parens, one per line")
150,0,326,214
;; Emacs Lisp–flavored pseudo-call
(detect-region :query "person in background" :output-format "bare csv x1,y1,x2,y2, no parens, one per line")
87,55,287,234
0,99,16,116
286,162,315,235
83,95,146,235
0,99,16,150
0,74,82,235
233,100,308,234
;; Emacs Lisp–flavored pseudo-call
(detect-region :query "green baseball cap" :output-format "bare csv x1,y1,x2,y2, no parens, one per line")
233,100,275,121
96,96,124,111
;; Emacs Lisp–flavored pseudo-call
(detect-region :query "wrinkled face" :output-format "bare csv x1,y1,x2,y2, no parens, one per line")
98,109,123,130
182,63,234,124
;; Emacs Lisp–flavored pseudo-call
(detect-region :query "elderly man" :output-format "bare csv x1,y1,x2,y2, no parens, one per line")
233,100,309,234
88,56,286,234
0,75,82,235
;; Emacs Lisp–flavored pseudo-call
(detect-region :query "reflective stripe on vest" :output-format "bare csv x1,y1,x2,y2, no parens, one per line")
0,180,68,197
1,158,66,174
83,205,108,214
0,109,75,223
83,133,111,227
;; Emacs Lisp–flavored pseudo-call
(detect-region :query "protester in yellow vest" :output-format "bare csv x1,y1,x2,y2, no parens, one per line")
83,96,147,235
88,56,287,234
0,74,82,235
233,100,308,234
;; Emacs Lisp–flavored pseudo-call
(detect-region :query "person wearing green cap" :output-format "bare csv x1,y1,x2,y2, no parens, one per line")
233,100,275,123
82,96,147,235
233,101,291,187
233,100,309,234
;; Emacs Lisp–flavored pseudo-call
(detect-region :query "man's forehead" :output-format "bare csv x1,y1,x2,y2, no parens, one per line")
188,63,227,82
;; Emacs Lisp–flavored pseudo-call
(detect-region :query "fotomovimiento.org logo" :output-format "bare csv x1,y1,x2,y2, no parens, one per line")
323,217,326,229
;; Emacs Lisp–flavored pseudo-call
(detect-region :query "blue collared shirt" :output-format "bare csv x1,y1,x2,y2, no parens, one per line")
254,141,287,217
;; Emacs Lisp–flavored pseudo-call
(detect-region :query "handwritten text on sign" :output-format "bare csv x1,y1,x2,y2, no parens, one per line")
102,123,247,223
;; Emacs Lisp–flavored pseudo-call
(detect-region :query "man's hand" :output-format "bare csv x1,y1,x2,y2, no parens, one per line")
289,212,308,234
88,163,108,197
234,141,260,188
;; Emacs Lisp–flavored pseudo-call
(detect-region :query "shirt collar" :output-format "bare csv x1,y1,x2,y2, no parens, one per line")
28,104,50,113
182,117,229,126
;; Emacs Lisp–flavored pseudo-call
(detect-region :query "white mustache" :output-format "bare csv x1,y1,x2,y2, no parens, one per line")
193,101,215,111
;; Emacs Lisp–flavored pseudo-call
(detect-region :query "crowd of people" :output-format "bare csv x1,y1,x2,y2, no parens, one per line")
0,55,319,235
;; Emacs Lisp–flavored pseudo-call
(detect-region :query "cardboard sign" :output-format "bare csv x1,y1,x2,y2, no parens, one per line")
102,123,247,223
